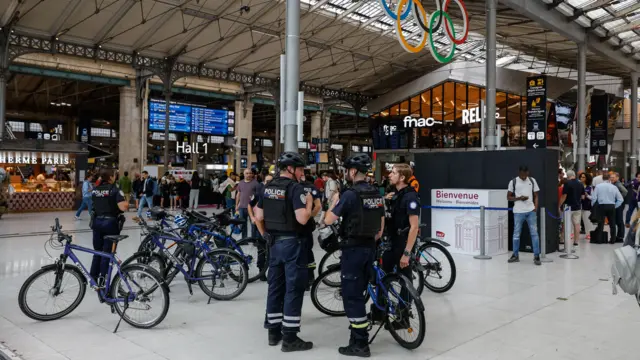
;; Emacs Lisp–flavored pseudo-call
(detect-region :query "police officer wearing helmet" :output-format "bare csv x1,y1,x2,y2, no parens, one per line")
324,154,385,357
299,173,322,289
253,152,314,352
90,168,128,285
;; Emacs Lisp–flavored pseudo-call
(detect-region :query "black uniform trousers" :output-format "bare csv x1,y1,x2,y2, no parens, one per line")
90,217,120,280
615,205,625,242
382,241,413,311
341,245,374,341
305,231,316,274
264,235,308,334
595,204,616,243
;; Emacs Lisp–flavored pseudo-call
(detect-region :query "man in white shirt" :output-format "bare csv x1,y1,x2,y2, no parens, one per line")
507,165,542,266
592,170,604,187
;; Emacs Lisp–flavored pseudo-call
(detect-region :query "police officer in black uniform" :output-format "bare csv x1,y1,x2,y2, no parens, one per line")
324,154,385,357
90,168,128,284
253,152,314,352
299,173,322,289
385,163,421,320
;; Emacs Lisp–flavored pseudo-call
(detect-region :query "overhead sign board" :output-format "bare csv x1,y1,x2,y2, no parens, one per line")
526,75,547,149
590,94,609,155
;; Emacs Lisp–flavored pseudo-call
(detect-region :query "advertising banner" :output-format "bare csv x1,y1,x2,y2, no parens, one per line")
590,94,609,155
526,75,547,149
431,189,509,256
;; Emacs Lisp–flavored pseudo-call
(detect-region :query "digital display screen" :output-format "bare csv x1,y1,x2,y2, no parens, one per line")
149,100,192,132
555,102,574,130
315,152,329,164
149,99,234,136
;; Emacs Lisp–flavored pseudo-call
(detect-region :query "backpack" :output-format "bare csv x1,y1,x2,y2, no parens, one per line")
509,177,536,201
611,245,640,295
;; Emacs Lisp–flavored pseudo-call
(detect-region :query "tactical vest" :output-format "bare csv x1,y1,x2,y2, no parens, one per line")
389,186,415,238
92,184,119,217
263,177,299,234
300,180,317,233
340,182,384,246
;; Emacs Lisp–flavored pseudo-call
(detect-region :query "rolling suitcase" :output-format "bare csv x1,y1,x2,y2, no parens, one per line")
590,230,608,244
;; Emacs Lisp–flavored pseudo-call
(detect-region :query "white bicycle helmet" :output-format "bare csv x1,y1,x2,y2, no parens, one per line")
174,214,188,227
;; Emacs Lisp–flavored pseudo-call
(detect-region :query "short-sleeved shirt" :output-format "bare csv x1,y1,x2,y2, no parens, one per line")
256,180,307,212
249,182,265,208
331,189,357,218
562,179,584,211
237,179,259,209
389,187,421,245
508,176,540,213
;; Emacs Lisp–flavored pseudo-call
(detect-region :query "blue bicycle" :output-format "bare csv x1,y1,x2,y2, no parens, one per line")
18,219,170,332
123,217,248,301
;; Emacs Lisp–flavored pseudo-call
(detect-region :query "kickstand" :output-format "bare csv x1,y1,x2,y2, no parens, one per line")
368,322,384,345
113,295,130,333
207,279,215,305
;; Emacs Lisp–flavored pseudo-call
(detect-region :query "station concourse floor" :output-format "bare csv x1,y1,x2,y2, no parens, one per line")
0,211,639,360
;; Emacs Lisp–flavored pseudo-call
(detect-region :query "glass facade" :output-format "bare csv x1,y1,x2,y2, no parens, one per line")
371,81,530,150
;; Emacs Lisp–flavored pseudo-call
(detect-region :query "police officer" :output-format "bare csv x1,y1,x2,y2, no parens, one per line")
254,152,314,352
90,168,128,286
324,154,385,357
385,163,420,324
299,173,322,289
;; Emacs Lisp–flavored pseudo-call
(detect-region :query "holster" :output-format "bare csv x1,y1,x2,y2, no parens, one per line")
89,211,95,230
263,232,274,247
118,214,126,232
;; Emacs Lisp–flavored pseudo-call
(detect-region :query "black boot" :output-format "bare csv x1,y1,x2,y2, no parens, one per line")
338,339,371,357
281,334,313,352
268,329,282,346
306,268,315,291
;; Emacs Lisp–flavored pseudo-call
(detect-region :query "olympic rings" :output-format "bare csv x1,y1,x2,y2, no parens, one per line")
381,0,469,62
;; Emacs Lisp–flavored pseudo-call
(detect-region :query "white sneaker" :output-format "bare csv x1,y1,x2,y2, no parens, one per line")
74,216,80,220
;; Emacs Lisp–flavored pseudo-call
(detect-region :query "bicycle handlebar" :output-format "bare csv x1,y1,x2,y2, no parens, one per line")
397,223,426,236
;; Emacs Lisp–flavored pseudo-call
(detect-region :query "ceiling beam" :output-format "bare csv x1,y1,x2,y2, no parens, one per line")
605,18,640,38
1,0,23,27
132,8,179,51
592,2,640,29
49,0,82,36
94,0,137,44
500,0,639,72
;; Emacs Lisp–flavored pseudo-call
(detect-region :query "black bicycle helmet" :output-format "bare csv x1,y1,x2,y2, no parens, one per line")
277,151,306,169
343,154,371,173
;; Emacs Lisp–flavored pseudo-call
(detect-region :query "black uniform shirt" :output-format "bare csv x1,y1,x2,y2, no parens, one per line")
389,186,421,247
92,184,125,216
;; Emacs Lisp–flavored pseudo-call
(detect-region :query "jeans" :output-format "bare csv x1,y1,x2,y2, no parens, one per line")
189,189,200,209
237,207,257,238
75,197,92,218
226,198,235,214
512,211,540,257
264,236,308,334
341,246,374,341
626,199,638,225
90,218,120,280
137,195,154,217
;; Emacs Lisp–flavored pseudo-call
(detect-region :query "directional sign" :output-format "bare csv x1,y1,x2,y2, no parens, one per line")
590,94,609,155
526,75,547,149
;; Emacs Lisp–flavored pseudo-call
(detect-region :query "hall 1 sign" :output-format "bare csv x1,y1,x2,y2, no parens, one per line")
526,75,547,149
590,94,609,155
0,151,70,165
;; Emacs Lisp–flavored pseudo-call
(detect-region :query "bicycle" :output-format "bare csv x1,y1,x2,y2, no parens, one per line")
412,232,456,294
122,218,249,302
18,219,170,332
311,230,426,349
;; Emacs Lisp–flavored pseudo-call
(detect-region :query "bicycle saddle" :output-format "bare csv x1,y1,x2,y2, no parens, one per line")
104,235,129,243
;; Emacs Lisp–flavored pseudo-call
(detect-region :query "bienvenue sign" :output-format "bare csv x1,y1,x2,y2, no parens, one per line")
0,151,70,165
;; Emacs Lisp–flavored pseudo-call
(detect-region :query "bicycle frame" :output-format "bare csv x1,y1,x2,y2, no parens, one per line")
367,259,412,315
194,227,247,259
60,242,134,304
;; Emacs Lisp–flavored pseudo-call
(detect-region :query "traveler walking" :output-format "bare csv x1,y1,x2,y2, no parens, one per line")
559,170,584,246
117,171,132,211
136,171,154,218
592,172,624,244
74,174,94,220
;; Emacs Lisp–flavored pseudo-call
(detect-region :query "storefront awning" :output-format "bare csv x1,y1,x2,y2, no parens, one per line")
0,140,90,154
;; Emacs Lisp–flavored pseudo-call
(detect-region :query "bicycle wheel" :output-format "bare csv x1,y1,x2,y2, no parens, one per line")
121,251,166,277
196,249,248,301
411,263,425,296
311,267,345,316
318,249,341,285
381,273,426,350
417,242,456,293
110,264,170,329
137,234,158,253
18,264,87,321
235,237,268,283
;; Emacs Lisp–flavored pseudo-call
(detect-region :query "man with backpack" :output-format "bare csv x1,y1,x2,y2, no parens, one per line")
507,165,542,266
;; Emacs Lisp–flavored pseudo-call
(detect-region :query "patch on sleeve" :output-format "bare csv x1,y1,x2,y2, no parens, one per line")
409,201,417,210
300,194,307,204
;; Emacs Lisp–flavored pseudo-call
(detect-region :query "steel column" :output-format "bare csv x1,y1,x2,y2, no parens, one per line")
279,54,286,154
631,72,639,177
577,43,587,172
485,0,498,150
284,0,300,153
0,71,6,141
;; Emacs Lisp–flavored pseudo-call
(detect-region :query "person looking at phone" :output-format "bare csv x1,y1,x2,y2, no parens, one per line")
507,165,542,266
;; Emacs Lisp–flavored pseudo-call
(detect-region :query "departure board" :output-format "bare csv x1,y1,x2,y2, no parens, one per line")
148,100,192,132
148,99,233,135
192,108,230,135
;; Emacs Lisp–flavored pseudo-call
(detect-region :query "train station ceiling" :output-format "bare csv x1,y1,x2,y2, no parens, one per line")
1,0,638,99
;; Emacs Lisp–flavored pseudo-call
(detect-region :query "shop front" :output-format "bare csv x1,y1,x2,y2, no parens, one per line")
0,140,89,213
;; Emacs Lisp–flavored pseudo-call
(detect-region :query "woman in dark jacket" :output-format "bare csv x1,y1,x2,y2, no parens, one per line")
132,174,143,210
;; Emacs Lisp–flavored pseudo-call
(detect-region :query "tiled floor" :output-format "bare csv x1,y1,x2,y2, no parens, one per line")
0,211,639,360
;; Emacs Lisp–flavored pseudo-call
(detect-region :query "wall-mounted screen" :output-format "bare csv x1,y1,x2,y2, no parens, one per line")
149,99,234,136
315,152,329,164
